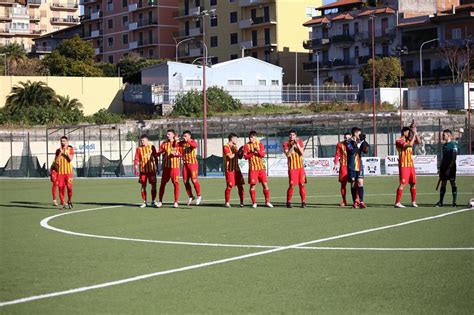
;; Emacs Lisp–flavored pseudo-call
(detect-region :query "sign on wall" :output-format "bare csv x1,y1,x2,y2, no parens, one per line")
456,155,474,175
385,155,438,175
362,157,381,176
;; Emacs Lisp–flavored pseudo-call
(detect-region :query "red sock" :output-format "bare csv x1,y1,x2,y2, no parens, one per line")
238,185,244,203
410,187,416,202
340,183,346,202
193,180,201,196
263,188,270,203
225,187,231,203
59,186,65,204
52,184,57,201
184,182,193,198
250,189,256,204
141,190,146,201
299,184,306,203
67,187,73,203
395,188,403,204
158,183,165,202
173,182,180,203
151,189,157,201
287,186,294,203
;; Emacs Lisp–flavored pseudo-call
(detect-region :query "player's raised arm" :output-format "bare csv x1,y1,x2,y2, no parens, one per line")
243,143,252,160
224,144,235,159
257,142,266,158
294,139,304,155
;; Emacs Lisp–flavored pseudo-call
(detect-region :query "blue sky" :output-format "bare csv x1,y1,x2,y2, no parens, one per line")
323,0,336,4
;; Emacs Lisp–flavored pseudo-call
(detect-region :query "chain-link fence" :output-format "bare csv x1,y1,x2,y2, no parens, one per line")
0,114,471,177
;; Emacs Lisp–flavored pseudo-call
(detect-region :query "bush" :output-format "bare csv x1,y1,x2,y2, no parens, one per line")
87,108,124,125
206,86,241,113
172,87,241,117
172,90,203,117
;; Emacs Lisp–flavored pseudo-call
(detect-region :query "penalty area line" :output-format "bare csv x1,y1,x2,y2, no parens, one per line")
0,207,472,307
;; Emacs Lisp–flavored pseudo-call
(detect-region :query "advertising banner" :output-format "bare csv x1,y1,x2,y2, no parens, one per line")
456,155,474,175
304,158,333,176
385,155,438,175
362,157,381,176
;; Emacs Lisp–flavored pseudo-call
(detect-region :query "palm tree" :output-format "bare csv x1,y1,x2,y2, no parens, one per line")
5,80,56,112
56,95,83,111
0,43,27,73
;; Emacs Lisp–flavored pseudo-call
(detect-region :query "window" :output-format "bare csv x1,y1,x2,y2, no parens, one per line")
452,28,461,40
264,28,270,45
264,50,270,62
107,1,113,11
210,36,218,47
230,32,238,45
186,79,201,86
108,36,113,47
107,18,113,29
108,55,113,63
228,80,242,86
122,34,128,44
122,15,128,27
210,0,217,5
258,80,266,86
354,22,359,35
230,11,237,23
122,0,127,7
210,16,217,27
230,54,238,60
211,56,218,64
354,46,359,59
252,52,258,58
271,80,279,86
149,49,154,57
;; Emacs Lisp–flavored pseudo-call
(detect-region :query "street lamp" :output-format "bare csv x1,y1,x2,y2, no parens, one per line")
315,50,320,103
466,38,472,155
175,37,195,62
419,38,439,86
192,8,216,176
369,13,377,156
394,46,408,128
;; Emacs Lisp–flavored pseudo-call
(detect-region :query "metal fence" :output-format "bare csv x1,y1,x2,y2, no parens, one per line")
0,114,471,177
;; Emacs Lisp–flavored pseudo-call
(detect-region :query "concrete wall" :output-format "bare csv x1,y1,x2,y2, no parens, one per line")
407,83,472,110
0,76,124,115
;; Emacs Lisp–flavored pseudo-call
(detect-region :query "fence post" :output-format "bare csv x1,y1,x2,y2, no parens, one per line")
311,121,315,158
438,118,442,157
83,127,86,177
265,121,269,176
27,132,30,178
46,129,49,175
99,128,103,176
118,128,122,177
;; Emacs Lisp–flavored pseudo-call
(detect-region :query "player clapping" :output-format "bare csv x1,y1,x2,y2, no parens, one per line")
134,134,159,208
283,129,306,208
345,127,369,209
178,131,202,206
55,136,74,210
333,132,351,206
223,133,245,207
157,129,182,208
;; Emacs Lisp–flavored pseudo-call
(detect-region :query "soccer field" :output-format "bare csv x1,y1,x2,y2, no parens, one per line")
0,176,473,313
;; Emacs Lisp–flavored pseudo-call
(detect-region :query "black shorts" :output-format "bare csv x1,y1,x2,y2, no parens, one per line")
439,165,456,181
348,169,364,183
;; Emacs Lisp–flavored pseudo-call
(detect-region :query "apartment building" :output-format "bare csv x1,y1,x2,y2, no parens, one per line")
0,0,80,52
302,0,463,87
175,0,322,84
81,0,179,64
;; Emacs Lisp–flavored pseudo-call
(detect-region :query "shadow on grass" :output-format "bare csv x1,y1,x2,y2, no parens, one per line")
76,201,137,207
1,201,54,210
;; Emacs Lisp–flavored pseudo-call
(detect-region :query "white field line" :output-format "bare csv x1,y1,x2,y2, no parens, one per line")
1,207,472,307
40,205,474,251
299,247,474,251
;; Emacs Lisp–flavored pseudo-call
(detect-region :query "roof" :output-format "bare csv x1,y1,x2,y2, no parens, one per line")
440,3,474,14
33,24,82,40
397,17,431,28
357,6,396,17
316,0,362,11
332,13,354,21
303,16,331,26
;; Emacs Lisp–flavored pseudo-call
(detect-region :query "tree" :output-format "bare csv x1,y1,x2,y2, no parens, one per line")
56,95,82,111
117,54,166,83
172,87,241,116
95,62,118,77
359,57,402,88
206,86,241,112
9,58,48,76
43,35,103,77
0,43,27,74
172,90,203,116
5,80,56,112
438,42,473,83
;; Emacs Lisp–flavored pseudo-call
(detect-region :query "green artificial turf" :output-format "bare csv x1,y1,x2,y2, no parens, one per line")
0,176,473,314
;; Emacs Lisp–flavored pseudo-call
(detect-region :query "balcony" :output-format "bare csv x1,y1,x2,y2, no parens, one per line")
95,47,103,54
331,34,354,45
302,61,331,71
0,13,11,22
3,27,44,36
91,11,102,20
90,29,103,37
27,0,41,6
176,6,201,19
360,28,396,43
29,15,41,22
136,19,158,29
50,3,79,11
136,0,159,11
303,38,330,49
33,45,53,53
239,0,274,7
0,0,16,5
137,39,158,47
129,41,138,49
51,17,80,24
79,0,98,4
174,27,202,38
128,22,137,30
332,58,356,68
241,39,276,50
10,9,29,19
239,16,276,29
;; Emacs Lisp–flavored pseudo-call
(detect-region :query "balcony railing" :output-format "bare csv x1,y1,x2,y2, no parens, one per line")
303,38,330,49
137,39,158,47
51,17,80,24
0,0,16,5
137,19,158,28
27,0,41,6
331,34,354,44
137,0,159,10
240,16,275,29
51,3,79,10
302,61,332,71
0,13,11,21
359,28,396,43
129,22,137,30
29,15,41,21
129,41,138,49
332,58,356,67
80,0,98,4
90,29,103,37
33,45,54,53
239,0,274,7
95,47,103,54
91,11,102,20
177,6,201,18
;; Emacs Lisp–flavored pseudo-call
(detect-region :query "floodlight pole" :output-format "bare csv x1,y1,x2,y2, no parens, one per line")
370,13,377,156
419,38,439,86
467,39,471,155
175,37,194,62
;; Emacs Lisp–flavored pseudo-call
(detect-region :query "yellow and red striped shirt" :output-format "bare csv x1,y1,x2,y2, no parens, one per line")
334,141,348,167
396,136,414,168
179,139,198,164
223,143,241,172
244,140,265,171
55,146,74,175
283,139,304,170
134,144,157,173
159,140,181,169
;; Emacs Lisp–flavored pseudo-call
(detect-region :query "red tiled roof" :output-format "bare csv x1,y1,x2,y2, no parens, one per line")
397,18,430,28
303,16,331,26
440,3,474,14
358,6,396,17
316,0,362,10
332,13,354,20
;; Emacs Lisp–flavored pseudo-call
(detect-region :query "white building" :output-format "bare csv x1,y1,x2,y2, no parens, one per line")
141,57,283,104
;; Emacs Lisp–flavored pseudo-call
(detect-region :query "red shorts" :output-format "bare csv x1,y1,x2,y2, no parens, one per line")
288,168,306,185
182,163,199,182
50,170,58,183
225,170,244,187
57,174,73,188
139,172,157,184
248,169,267,185
399,167,416,185
339,168,348,183
161,167,180,184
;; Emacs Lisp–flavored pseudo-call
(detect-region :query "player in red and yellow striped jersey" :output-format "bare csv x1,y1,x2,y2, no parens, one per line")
178,131,202,206
333,132,352,206
243,130,272,208
283,129,306,208
50,161,59,206
223,133,245,207
394,124,420,208
55,136,74,209
134,134,158,208
157,129,181,208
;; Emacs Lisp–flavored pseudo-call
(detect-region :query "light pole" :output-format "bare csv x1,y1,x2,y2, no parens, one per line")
395,46,408,128
370,13,377,156
419,38,439,86
193,9,216,176
316,50,320,103
175,37,195,62
466,38,472,155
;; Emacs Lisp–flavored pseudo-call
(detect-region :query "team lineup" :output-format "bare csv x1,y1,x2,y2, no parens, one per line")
49,124,459,210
